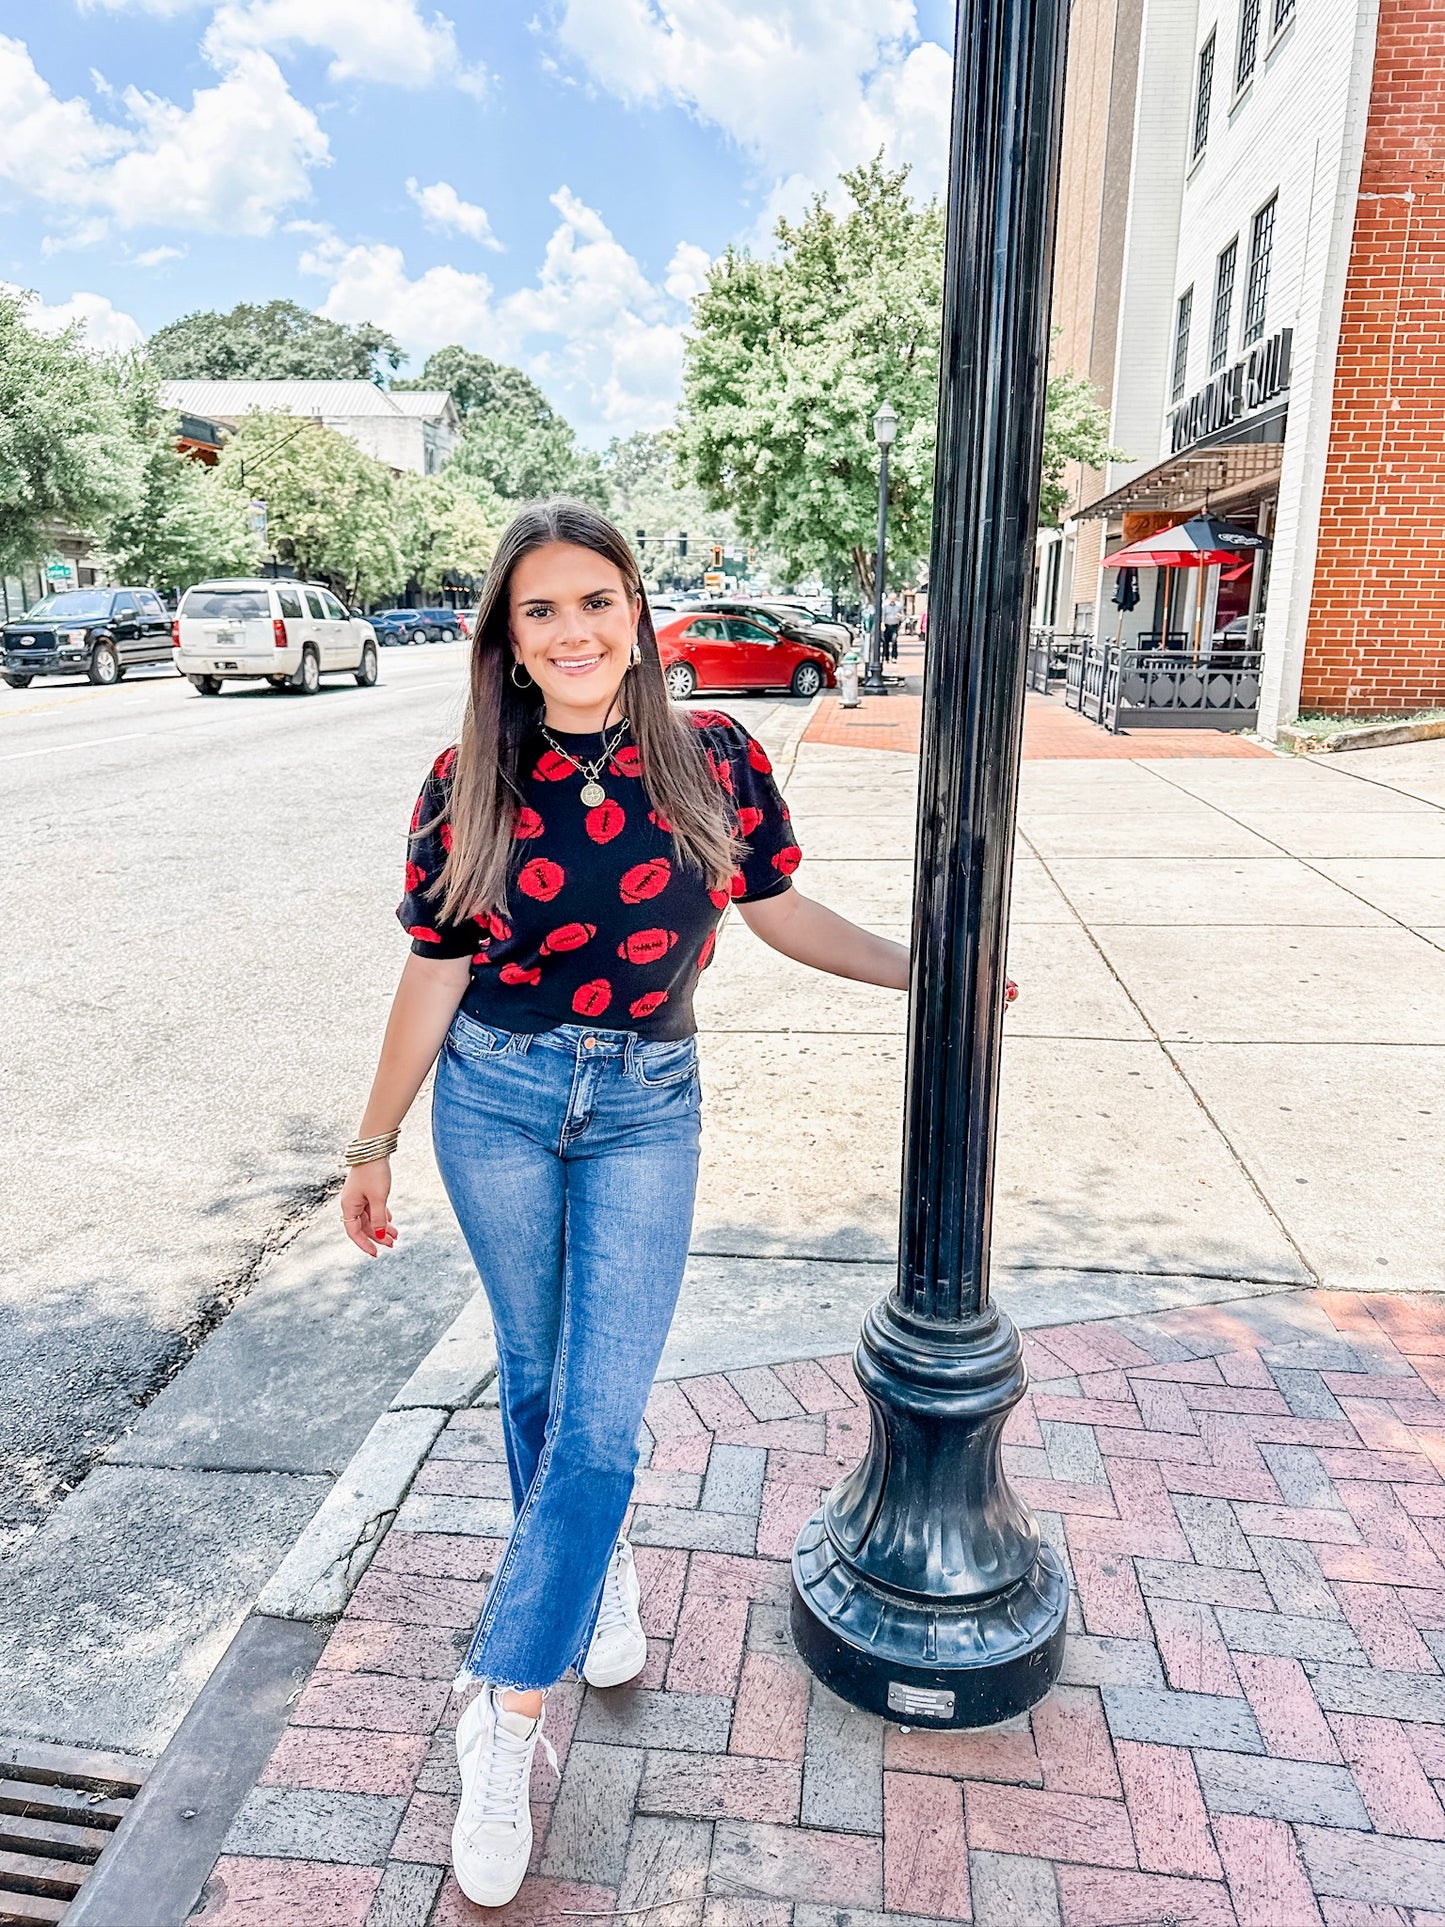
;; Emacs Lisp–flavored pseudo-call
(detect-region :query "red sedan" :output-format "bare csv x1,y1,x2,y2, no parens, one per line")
654,610,836,701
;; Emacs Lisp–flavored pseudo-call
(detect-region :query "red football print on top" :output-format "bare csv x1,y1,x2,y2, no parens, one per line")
585,800,625,844
707,885,729,910
408,925,441,944
748,741,772,773
481,912,512,941
404,860,426,893
499,961,542,986
771,844,802,875
697,929,717,971
708,751,734,793
648,808,674,834
434,746,457,781
736,805,763,837
629,990,668,1019
609,745,643,779
541,921,596,954
440,822,453,853
513,805,545,840
728,871,748,898
534,748,576,782
518,857,565,901
617,928,677,965
410,794,426,833
620,858,671,903
572,978,613,1017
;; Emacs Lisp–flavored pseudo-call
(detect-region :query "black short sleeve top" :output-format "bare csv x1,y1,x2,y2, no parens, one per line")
396,710,800,1040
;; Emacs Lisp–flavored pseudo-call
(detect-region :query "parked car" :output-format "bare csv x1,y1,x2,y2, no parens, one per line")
174,580,378,695
369,606,465,645
2,586,174,687
698,597,850,663
654,610,837,700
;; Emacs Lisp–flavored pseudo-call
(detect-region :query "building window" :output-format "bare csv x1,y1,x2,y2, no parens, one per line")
1243,196,1277,343
1171,288,1194,401
1210,238,1238,372
1192,32,1216,157
1273,0,1296,29
1236,0,1261,89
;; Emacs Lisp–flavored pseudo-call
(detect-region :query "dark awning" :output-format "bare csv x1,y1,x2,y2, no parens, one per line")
1076,443,1283,521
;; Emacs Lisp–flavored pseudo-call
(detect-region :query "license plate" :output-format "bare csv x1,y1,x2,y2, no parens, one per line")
216,660,238,670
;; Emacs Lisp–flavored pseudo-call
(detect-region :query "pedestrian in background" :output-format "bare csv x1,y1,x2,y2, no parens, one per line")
339,499,909,1909
882,590,902,662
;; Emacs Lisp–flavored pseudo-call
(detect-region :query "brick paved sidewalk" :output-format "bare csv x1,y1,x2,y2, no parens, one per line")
194,1289,1445,1926
802,690,1272,758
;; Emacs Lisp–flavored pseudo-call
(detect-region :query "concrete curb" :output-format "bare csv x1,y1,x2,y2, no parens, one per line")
1278,716,1445,754
255,1289,496,1622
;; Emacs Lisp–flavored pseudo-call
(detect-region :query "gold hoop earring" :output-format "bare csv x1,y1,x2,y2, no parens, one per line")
510,659,534,690
629,640,643,667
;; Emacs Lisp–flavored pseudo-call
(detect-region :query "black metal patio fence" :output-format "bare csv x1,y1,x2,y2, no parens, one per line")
1063,636,1262,732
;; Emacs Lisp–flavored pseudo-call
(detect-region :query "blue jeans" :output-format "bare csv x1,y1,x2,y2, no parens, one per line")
432,1012,702,1691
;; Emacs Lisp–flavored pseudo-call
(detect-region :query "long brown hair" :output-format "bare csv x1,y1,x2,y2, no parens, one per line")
429,499,737,921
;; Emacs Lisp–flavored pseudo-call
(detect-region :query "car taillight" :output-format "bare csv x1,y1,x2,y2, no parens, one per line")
273,617,288,649
171,618,181,648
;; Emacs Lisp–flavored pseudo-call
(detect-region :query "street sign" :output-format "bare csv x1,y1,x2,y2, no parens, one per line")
44,554,73,585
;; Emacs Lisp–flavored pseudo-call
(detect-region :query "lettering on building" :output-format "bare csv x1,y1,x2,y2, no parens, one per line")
1169,328,1292,454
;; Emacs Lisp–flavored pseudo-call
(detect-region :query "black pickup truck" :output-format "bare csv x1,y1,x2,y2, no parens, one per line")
2,587,174,688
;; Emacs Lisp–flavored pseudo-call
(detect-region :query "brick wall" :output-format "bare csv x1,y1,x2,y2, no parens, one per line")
1301,0,1445,713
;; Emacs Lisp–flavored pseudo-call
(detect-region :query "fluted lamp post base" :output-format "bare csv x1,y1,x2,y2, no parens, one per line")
790,1294,1068,1729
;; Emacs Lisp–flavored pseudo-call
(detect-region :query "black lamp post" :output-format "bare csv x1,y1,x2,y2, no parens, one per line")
789,0,1072,1728
862,402,898,697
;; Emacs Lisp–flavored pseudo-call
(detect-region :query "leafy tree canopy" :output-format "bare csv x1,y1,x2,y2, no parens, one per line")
395,472,500,595
102,359,257,590
601,430,742,592
677,157,1117,584
398,347,609,511
214,413,404,603
0,292,140,575
147,300,404,384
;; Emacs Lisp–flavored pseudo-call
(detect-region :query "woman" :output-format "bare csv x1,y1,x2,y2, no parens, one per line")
340,500,908,1908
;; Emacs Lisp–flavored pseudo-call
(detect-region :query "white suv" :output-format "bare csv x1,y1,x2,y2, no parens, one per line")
175,579,378,696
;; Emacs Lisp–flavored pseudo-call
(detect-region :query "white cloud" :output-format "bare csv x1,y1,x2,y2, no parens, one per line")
3,283,144,351
205,0,487,94
303,191,711,438
406,178,502,251
0,34,328,239
134,243,186,266
554,0,951,207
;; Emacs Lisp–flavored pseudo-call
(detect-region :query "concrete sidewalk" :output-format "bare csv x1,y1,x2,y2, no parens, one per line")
193,1286,1445,1926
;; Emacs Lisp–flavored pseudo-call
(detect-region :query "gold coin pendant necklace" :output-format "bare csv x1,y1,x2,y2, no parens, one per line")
539,716,629,808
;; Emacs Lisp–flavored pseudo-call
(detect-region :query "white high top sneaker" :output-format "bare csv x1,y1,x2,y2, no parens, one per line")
452,1684,556,1907
582,1537,648,1688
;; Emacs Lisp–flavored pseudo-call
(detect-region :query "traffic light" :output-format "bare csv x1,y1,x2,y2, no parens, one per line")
678,532,687,558
711,544,723,568
636,528,646,548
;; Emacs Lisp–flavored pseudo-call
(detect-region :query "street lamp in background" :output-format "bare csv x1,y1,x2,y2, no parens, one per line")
790,0,1072,1727
862,401,899,697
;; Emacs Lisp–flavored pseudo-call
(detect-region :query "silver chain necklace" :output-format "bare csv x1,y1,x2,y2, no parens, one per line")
538,717,630,808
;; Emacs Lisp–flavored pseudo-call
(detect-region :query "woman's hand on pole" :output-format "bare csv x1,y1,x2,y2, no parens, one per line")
341,1158,396,1257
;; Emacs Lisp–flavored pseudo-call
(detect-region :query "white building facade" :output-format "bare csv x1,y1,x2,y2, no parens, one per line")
157,381,461,477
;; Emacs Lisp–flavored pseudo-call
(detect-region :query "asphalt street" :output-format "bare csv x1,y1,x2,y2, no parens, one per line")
0,647,804,1552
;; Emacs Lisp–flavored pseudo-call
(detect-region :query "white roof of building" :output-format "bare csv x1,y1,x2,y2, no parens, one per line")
157,380,457,425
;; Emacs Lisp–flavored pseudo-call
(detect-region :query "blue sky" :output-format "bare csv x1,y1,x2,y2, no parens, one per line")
0,1,955,444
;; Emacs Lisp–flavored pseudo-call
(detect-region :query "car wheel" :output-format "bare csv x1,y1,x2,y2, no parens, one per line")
2,672,33,688
409,627,427,646
355,640,378,687
292,646,321,695
190,675,222,695
790,661,824,698
665,661,698,701
88,642,120,686
441,626,459,642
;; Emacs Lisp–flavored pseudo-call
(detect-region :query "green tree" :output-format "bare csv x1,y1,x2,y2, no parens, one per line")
147,300,404,383
396,473,500,595
0,291,140,575
1040,363,1124,526
677,157,1116,584
601,430,742,591
101,358,257,589
398,347,609,509
215,414,404,602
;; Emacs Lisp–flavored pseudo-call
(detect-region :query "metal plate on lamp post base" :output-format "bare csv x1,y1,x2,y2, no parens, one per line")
790,1295,1067,1729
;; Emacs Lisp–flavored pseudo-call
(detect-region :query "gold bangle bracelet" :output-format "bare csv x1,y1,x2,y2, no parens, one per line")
344,1130,400,1167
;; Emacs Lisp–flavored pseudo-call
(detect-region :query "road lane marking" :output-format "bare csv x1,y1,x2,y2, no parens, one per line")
0,729,156,762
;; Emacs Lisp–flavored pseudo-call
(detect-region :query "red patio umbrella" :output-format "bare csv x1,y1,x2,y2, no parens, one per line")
1102,515,1269,655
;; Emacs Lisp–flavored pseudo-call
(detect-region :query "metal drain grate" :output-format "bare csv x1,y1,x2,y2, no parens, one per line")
0,1741,147,1925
